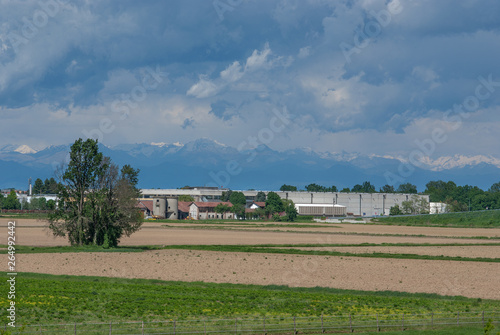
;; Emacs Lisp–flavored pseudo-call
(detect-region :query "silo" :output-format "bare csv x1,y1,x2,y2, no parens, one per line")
153,197,167,218
166,197,179,219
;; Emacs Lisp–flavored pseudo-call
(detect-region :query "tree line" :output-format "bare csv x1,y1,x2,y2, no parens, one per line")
280,182,418,194
280,180,500,213
32,177,59,194
217,190,297,221
0,190,56,210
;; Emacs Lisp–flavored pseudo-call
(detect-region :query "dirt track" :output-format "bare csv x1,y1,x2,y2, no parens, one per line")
7,249,500,300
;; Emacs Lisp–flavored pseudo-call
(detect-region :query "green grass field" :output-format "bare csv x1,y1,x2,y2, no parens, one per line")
1,272,498,326
372,210,500,228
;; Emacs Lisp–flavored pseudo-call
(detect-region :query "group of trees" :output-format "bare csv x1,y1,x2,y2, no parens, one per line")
424,180,500,212
0,190,22,210
390,196,430,215
280,182,418,194
0,191,56,210
47,139,143,247
215,190,297,222
279,179,500,215
32,177,59,194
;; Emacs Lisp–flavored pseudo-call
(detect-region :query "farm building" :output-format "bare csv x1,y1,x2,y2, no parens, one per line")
137,200,194,219
141,188,429,217
250,201,266,209
189,202,234,220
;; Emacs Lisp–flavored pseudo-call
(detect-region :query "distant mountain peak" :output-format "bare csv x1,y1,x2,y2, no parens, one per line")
14,145,37,154
150,141,184,148
421,154,500,170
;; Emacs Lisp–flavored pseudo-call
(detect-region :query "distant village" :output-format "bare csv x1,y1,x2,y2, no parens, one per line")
2,182,439,219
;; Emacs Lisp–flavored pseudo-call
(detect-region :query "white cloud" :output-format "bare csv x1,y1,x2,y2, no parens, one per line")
298,46,311,59
220,61,244,82
0,0,499,164
186,77,218,98
245,43,272,71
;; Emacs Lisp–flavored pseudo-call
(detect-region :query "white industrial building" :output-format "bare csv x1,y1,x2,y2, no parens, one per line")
140,188,429,217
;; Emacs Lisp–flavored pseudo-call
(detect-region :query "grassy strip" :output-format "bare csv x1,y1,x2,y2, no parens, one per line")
362,327,490,335
0,272,497,325
372,210,500,228
0,244,156,254
2,242,499,256
161,223,334,228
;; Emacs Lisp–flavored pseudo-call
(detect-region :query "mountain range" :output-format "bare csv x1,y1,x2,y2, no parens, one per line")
1,139,499,191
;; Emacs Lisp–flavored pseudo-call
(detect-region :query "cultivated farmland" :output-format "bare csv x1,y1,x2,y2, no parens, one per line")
1,217,499,331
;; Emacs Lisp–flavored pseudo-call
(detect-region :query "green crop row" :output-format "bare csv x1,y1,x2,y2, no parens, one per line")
372,210,500,228
0,272,498,326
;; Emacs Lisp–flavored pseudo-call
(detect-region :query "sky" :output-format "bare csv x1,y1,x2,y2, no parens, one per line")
1,0,500,161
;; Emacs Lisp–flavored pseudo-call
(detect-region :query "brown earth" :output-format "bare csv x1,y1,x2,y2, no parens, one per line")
3,226,500,247
163,222,500,238
2,218,499,300
2,219,500,247
280,245,500,259
3,219,500,237
5,249,500,300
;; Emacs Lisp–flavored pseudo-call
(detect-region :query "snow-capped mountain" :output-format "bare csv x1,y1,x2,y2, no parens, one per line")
1,139,499,190
14,145,38,154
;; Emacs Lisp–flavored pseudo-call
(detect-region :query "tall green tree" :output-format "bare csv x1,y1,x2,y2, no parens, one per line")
255,191,266,202
380,185,395,193
30,197,47,210
46,177,59,194
284,200,298,222
231,203,246,220
401,196,429,214
33,178,44,194
488,182,500,193
424,180,457,202
265,192,285,213
214,203,231,219
280,184,297,191
389,204,402,215
48,138,142,247
221,190,233,201
396,183,418,194
305,183,337,192
178,195,195,202
352,181,376,193
229,191,246,206
3,190,21,210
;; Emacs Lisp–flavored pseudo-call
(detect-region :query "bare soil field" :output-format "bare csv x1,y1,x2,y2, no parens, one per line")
5,249,499,300
3,219,500,238
3,218,499,300
3,226,499,247
281,245,500,259
163,222,500,238
2,219,500,246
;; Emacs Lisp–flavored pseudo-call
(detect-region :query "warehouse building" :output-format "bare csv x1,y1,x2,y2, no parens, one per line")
140,188,429,217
